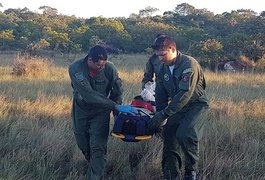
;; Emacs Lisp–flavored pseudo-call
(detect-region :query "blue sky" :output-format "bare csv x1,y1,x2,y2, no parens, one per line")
1,0,264,18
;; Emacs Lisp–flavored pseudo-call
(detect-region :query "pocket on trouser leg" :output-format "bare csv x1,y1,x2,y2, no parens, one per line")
191,107,208,141
179,106,208,141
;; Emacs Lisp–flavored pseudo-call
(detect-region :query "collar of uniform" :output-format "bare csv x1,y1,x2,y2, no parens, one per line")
167,57,177,66
82,56,88,64
173,51,183,69
81,57,89,75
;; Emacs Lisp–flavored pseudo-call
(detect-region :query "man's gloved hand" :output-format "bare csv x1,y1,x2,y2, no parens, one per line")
148,110,169,131
117,105,138,115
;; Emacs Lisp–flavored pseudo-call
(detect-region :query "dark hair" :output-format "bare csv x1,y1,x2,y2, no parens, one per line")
151,36,176,50
155,33,166,38
88,45,108,63
152,33,166,45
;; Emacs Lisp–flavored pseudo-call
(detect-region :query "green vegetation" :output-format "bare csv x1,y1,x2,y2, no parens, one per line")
0,53,264,179
0,3,265,70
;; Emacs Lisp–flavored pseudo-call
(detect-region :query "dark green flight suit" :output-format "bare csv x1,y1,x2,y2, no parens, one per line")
68,58,122,180
142,54,162,89
155,52,209,177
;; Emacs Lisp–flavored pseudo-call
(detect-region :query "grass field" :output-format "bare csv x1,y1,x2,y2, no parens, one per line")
0,53,264,180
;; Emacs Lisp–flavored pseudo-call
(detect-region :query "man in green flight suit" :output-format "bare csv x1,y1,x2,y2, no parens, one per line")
148,36,209,180
68,45,137,180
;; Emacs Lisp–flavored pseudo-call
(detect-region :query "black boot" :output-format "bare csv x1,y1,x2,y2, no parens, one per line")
183,170,196,180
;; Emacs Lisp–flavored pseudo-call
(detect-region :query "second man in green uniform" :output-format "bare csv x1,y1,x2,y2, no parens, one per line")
148,36,209,180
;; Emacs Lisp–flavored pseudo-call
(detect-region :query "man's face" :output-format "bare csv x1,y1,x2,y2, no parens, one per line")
88,58,107,72
154,47,176,65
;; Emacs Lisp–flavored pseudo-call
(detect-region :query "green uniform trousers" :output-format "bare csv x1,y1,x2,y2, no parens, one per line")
162,102,208,177
72,101,111,180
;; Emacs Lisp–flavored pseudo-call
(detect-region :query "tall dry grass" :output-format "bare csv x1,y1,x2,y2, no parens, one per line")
0,53,264,180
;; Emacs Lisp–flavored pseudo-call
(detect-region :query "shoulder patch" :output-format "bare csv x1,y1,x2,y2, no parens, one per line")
75,72,85,82
182,75,190,82
182,68,192,74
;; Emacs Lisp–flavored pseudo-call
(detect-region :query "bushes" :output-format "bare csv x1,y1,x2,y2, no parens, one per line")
255,57,265,73
12,55,52,77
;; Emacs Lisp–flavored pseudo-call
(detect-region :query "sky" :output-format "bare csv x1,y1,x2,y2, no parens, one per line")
0,0,264,18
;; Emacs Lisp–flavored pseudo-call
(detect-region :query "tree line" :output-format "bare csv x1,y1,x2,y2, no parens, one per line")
0,3,265,70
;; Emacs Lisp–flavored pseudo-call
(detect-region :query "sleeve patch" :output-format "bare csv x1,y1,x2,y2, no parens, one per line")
75,72,84,82
182,75,190,82
179,73,192,90
182,68,192,74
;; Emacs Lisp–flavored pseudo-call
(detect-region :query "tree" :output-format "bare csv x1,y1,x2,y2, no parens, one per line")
174,3,196,16
25,38,50,55
124,19,180,52
139,6,159,18
86,17,131,51
201,39,223,71
0,29,15,50
46,28,70,53
39,6,58,16
181,27,208,53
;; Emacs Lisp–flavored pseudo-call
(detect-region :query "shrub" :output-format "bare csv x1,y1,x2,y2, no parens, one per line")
255,57,265,73
12,55,52,77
